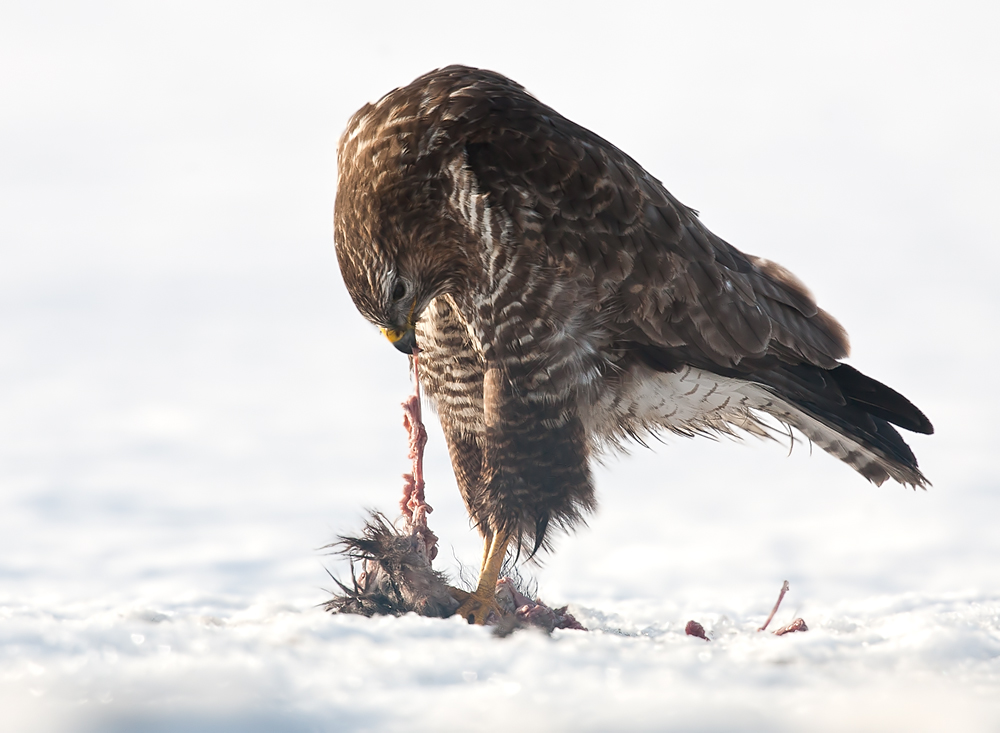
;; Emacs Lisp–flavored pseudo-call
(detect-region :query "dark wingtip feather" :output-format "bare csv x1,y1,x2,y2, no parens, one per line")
832,364,934,435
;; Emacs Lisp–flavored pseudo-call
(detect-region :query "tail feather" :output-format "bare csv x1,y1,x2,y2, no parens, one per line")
632,343,933,488
752,363,932,488
758,393,929,488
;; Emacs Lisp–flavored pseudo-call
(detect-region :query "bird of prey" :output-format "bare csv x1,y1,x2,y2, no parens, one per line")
334,66,933,624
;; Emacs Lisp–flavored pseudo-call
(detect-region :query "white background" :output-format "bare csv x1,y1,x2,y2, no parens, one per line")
2,2,998,731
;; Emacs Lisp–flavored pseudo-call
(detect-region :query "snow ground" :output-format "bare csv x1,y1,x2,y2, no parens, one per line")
3,3,1000,731
5,592,1000,733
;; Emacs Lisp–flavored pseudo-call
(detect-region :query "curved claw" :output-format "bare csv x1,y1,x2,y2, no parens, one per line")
454,590,502,625
450,530,512,625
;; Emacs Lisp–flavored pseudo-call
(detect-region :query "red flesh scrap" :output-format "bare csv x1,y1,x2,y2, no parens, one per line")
400,349,439,563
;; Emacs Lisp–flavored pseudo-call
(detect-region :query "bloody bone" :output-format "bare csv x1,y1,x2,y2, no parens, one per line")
758,580,790,632
398,349,439,564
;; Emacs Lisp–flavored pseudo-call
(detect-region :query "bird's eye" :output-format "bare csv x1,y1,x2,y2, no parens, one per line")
392,281,406,301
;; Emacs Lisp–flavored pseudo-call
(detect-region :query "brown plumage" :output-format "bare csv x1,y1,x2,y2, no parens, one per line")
333,66,933,619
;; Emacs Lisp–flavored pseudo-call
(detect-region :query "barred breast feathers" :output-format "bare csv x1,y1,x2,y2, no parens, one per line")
442,151,610,403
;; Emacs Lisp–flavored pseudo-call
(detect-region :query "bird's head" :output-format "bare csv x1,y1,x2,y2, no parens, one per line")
334,85,472,354
336,199,469,354
334,240,423,354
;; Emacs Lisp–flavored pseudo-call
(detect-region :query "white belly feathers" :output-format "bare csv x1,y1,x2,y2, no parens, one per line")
583,364,778,448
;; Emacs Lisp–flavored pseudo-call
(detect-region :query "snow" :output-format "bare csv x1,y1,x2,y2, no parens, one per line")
6,593,1000,732
2,2,999,731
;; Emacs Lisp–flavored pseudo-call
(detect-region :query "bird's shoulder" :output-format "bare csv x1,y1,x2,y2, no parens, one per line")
366,66,850,371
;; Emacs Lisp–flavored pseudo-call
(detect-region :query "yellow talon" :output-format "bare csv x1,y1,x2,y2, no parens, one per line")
454,590,503,625
451,529,511,625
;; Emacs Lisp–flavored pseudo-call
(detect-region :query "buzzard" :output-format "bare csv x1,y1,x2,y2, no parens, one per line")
334,66,933,624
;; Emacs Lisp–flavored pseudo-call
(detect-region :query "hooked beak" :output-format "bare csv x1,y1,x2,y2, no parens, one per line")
380,326,417,354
